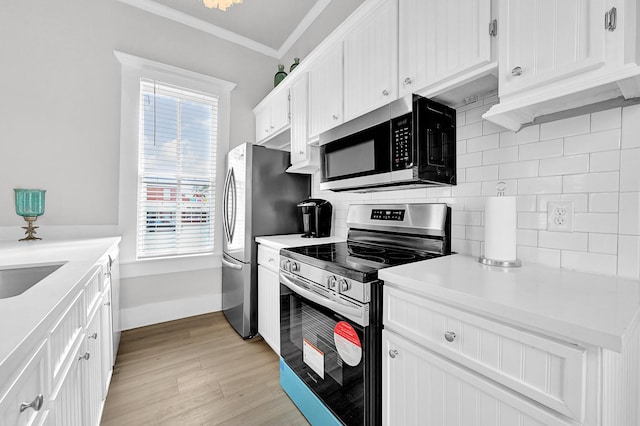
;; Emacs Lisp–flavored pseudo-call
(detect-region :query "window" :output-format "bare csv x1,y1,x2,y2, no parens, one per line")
137,80,218,259
115,51,235,267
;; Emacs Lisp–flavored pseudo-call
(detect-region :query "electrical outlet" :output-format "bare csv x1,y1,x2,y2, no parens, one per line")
547,201,574,232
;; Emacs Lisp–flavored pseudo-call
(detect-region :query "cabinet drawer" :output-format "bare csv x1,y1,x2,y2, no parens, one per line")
0,340,48,426
257,245,280,273
49,290,84,389
83,267,103,317
383,286,586,421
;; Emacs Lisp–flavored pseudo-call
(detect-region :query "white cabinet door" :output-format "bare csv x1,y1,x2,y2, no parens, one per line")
255,105,271,143
84,307,103,426
257,265,280,356
51,339,85,426
344,0,398,121
308,43,344,138
290,74,309,166
382,330,574,426
270,88,290,136
100,287,114,401
499,0,607,97
398,0,492,97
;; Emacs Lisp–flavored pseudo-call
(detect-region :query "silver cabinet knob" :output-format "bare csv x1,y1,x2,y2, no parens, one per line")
382,89,390,96
270,125,274,129
511,66,523,76
404,77,413,86
88,332,98,340
389,349,398,358
104,301,111,306
79,352,91,361
19,394,43,413
299,150,304,155
444,331,456,342
332,114,339,120
268,257,274,263
265,128,269,133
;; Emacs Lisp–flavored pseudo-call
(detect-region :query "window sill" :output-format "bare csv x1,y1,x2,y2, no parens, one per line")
120,252,222,279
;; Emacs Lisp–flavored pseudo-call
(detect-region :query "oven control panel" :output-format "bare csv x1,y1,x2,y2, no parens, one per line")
391,113,413,170
370,209,405,221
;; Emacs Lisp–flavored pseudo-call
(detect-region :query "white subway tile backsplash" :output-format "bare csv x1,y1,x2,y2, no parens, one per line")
452,182,482,197
451,225,466,239
467,134,500,153
466,165,499,182
590,150,620,172
564,129,620,154
452,238,481,257
618,236,640,279
515,125,540,145
589,193,619,213
589,233,618,255
561,251,617,275
574,213,618,234
499,131,517,147
621,103,640,149
426,186,452,198
517,246,561,268
539,155,589,176
538,194,588,212
457,152,482,168
456,111,466,126
481,180,518,196
452,210,483,226
483,120,507,136
466,226,484,241
619,192,640,235
456,168,466,183
466,104,492,123
517,229,538,246
483,147,518,165
591,107,621,133
620,148,640,192
518,176,562,195
519,139,563,160
518,212,547,230
516,195,537,212
563,171,619,193
539,231,588,251
457,139,467,155
540,114,590,140
457,122,483,140
464,196,485,211
499,161,539,179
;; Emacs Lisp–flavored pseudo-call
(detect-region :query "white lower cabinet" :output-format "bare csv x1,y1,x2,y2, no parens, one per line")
258,244,281,355
382,330,573,426
84,304,103,426
51,336,85,426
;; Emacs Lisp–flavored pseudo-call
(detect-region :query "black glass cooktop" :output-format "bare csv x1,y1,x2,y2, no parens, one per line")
281,242,444,282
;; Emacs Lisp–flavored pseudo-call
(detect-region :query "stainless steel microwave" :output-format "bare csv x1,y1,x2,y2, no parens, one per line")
319,94,456,192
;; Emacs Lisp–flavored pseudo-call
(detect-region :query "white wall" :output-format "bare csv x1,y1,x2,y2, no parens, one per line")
0,0,279,328
314,95,640,281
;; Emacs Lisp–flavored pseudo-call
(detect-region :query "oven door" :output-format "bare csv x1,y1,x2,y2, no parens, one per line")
280,273,372,426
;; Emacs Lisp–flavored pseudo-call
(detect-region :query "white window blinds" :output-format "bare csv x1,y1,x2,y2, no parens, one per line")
137,79,218,259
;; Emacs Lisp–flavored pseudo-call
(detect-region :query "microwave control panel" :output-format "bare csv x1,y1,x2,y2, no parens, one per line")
391,114,412,170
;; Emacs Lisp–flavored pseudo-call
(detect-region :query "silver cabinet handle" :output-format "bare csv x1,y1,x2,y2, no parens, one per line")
268,258,275,262
298,150,304,155
382,89,390,96
389,349,398,358
332,114,339,120
88,332,98,340
511,66,523,76
19,394,43,413
79,352,90,361
444,331,456,342
264,128,269,133
104,301,111,306
605,7,617,31
404,77,412,86
270,125,274,129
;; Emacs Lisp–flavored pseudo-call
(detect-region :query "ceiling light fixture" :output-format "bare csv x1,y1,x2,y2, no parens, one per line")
202,0,242,11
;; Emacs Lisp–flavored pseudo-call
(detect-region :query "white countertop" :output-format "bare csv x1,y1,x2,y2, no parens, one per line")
0,237,120,374
379,254,640,352
255,234,345,250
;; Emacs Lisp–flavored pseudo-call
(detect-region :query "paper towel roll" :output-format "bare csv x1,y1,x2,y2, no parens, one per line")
484,196,517,261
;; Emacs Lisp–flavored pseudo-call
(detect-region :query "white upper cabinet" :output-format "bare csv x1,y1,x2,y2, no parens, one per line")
499,0,606,97
344,0,398,121
398,0,493,98
287,73,319,174
484,0,640,131
254,87,290,144
308,42,344,138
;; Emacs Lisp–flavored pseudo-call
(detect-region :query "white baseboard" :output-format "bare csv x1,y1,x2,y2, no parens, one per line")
120,294,222,330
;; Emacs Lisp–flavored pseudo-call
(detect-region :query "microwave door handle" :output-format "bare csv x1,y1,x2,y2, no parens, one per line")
280,273,366,324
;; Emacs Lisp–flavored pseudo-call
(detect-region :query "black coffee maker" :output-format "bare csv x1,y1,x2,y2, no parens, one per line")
297,199,332,238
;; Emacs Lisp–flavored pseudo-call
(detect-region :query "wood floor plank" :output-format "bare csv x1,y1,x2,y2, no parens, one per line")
102,312,309,426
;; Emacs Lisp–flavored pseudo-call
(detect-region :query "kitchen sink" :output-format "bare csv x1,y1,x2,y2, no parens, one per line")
0,263,65,299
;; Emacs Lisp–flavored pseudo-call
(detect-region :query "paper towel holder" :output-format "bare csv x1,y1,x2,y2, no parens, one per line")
478,182,522,268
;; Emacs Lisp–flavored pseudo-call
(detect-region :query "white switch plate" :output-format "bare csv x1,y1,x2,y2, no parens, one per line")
547,201,574,232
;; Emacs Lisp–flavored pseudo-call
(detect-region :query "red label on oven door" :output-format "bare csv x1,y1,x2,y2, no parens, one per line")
334,321,362,367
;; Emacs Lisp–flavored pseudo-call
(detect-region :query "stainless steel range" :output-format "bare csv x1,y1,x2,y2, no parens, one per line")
278,203,451,426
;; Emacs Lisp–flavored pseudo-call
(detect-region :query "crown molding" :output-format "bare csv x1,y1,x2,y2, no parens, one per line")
116,0,331,59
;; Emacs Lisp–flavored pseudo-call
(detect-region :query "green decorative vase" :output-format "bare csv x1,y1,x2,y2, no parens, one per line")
274,64,287,87
290,58,300,73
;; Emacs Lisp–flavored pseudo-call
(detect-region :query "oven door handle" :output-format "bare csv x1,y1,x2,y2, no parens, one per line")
280,273,368,327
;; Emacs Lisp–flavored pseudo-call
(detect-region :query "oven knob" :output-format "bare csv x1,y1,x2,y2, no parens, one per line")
327,275,337,289
281,259,291,272
290,262,299,272
338,279,350,292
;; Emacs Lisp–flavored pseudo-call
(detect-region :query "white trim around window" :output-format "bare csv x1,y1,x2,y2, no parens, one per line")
115,51,236,275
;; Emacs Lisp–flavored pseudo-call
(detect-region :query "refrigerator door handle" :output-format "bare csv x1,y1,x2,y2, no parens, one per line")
222,168,232,243
222,254,243,270
228,168,237,244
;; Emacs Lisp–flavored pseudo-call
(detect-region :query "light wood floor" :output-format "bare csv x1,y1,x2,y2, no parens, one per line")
101,312,309,425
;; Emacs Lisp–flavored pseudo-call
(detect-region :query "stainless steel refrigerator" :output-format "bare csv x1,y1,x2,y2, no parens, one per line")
222,143,310,338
